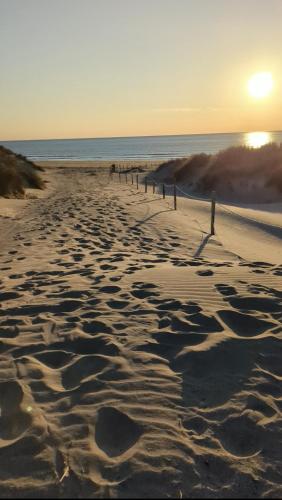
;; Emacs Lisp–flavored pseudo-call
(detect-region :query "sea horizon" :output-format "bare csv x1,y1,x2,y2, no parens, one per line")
1,128,282,143
1,129,282,162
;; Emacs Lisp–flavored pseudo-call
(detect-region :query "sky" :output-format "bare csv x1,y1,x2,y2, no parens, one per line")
0,0,281,140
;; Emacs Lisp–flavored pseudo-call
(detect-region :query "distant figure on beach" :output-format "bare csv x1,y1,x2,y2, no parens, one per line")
109,163,116,179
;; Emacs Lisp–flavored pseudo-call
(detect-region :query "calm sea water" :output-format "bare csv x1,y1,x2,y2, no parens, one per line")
1,131,282,162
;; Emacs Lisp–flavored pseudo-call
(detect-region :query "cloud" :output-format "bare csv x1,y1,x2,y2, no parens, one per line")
151,106,230,113
152,107,203,113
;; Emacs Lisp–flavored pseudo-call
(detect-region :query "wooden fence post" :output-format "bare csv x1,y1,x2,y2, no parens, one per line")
131,174,133,185
163,184,165,199
174,184,177,210
211,191,216,235
136,174,139,189
145,177,147,193
119,171,121,182
125,173,127,184
153,182,155,194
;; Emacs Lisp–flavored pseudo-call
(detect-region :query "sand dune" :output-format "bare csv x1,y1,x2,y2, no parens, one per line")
0,165,281,498
150,144,282,204
0,146,44,199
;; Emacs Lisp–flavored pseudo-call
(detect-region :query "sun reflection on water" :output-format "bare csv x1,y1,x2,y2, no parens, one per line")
245,131,271,148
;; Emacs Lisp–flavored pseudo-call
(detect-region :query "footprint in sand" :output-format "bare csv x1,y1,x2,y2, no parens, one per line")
107,299,129,310
153,331,208,348
158,317,171,329
0,291,22,301
83,320,112,334
228,296,281,313
154,299,183,311
100,264,117,271
99,285,121,294
130,282,159,300
53,335,119,357
248,284,282,299
183,415,208,435
216,415,262,457
61,355,108,390
196,269,213,276
94,406,143,458
215,284,237,296
110,276,122,282
218,309,275,337
171,312,223,333
0,326,19,338
0,381,32,442
246,394,276,418
34,350,74,369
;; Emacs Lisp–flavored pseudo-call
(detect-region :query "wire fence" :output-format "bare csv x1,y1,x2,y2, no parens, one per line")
112,169,216,234
112,167,282,238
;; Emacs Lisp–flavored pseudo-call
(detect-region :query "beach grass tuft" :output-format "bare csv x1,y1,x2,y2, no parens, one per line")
0,146,44,198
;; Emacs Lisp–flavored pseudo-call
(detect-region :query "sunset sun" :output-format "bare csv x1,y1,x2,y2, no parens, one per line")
248,72,273,99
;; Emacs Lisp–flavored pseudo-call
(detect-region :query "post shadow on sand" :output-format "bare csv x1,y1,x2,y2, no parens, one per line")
193,233,212,258
135,198,163,205
134,209,174,227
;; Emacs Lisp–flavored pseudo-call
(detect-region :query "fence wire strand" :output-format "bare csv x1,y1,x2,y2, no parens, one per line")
114,170,282,234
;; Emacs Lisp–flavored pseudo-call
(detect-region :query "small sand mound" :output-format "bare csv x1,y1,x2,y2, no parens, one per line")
95,406,143,457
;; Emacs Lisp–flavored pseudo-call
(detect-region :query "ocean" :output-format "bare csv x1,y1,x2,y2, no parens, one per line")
1,131,282,162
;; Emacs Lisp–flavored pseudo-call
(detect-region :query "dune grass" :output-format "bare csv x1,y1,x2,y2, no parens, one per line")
0,146,44,198
153,143,282,202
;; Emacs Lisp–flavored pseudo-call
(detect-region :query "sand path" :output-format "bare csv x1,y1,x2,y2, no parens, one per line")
0,167,281,498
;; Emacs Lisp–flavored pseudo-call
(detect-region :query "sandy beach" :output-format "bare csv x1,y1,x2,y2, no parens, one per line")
0,163,281,498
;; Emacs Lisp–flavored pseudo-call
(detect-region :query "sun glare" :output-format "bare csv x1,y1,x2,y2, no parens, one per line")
245,131,271,148
248,72,273,99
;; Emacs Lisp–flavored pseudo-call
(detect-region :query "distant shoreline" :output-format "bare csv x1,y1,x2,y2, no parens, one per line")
36,159,161,169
